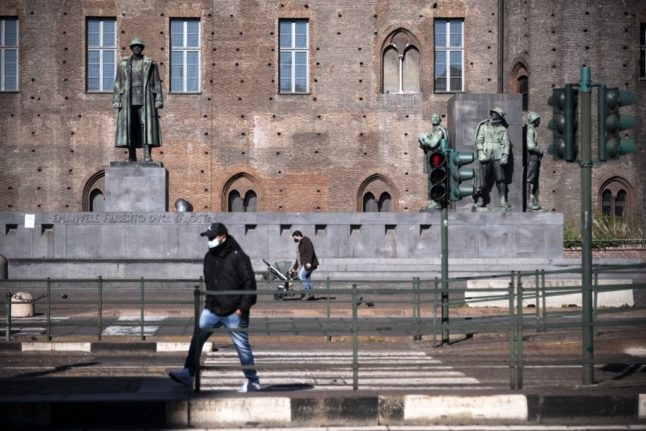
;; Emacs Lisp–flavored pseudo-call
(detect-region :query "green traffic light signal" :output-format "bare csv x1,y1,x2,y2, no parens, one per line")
547,85,578,162
598,86,636,161
428,150,448,204
448,150,475,201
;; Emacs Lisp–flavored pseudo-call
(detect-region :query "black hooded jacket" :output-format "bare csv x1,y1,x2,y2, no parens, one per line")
203,235,257,316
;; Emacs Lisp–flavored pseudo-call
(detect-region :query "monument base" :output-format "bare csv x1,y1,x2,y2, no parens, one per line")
105,163,168,212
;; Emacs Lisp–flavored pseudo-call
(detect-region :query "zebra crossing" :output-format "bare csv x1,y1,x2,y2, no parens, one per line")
200,349,483,391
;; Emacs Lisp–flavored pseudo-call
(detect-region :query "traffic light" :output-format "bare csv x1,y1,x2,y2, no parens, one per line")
428,149,448,206
598,86,636,161
547,84,578,162
448,150,475,201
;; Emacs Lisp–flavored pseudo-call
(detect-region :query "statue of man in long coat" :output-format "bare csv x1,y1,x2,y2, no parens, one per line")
112,38,163,162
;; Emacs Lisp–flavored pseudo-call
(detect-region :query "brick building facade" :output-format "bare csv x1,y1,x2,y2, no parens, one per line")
0,0,644,229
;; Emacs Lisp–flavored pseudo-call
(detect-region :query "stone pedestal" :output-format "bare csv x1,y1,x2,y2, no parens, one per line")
105,162,168,212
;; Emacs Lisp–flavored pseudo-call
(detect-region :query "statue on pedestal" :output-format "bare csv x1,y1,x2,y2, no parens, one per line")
473,107,510,209
113,38,163,162
526,111,543,210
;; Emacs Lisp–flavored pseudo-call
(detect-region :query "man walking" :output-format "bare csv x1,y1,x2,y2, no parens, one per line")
169,223,260,392
289,230,319,300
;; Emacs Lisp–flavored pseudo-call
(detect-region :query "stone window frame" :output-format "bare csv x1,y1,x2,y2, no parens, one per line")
434,18,464,93
82,170,105,212
223,172,259,212
86,17,117,93
357,174,397,212
381,28,421,94
170,18,201,93
278,19,309,94
599,177,633,222
0,16,18,92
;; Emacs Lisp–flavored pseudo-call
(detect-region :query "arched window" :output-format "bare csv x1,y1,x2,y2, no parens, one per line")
378,192,392,212
223,172,260,212
510,62,529,111
598,177,633,222
382,29,421,94
358,174,397,212
82,171,105,212
228,190,244,212
363,192,378,212
244,191,257,212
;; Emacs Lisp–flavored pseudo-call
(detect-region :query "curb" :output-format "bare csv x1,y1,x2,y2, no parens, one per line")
1,392,644,428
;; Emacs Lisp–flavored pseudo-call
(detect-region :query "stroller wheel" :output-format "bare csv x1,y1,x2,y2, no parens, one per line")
274,293,285,301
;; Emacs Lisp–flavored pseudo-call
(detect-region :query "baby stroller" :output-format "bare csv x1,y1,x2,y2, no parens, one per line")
262,259,306,301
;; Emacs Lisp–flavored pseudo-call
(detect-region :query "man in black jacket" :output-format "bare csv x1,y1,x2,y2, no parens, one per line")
289,230,319,300
169,223,260,392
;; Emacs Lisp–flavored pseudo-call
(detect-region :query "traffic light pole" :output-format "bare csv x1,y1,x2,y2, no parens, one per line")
579,66,594,385
441,204,449,345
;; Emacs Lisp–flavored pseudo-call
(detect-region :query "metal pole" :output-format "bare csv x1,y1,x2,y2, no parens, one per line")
5,292,11,341
441,204,449,345
579,66,594,385
351,283,359,390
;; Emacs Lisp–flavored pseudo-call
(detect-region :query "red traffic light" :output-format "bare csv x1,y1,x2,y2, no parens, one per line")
430,151,446,168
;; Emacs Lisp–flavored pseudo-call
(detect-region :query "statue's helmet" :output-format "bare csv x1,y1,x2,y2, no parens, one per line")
174,198,193,212
490,107,506,118
129,38,145,48
527,111,541,124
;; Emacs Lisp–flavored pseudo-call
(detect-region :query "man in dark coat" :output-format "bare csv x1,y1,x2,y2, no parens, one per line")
289,230,319,300
112,38,163,162
169,223,261,392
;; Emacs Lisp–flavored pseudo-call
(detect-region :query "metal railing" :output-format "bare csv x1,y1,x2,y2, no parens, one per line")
1,262,644,391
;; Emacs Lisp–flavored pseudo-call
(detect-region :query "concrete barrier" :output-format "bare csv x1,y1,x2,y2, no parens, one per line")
466,279,634,308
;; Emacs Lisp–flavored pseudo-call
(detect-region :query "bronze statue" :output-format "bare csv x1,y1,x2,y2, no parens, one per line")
526,111,542,210
473,107,510,209
418,113,449,209
113,38,163,162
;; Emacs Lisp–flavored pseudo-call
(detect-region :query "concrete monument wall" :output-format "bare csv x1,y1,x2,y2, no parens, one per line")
0,212,563,279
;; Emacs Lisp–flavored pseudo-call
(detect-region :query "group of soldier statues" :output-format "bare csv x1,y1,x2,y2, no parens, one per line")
418,108,543,211
112,37,543,211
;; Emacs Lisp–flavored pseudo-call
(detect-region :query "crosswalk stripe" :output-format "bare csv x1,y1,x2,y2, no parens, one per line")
200,350,481,391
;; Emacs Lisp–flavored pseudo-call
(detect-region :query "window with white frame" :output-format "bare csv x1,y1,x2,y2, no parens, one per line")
86,18,116,92
279,19,308,93
434,19,464,93
0,17,18,91
170,19,200,93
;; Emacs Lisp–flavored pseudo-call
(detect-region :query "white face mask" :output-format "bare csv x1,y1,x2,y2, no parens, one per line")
208,237,222,248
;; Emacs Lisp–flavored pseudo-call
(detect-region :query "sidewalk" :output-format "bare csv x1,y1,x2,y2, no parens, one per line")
1,302,645,428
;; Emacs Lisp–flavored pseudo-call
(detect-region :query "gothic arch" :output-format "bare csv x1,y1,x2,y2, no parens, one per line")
356,174,398,212
381,28,421,94
222,172,260,212
510,61,529,111
82,170,105,212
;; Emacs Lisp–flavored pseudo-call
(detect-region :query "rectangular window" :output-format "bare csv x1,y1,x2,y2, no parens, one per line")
170,19,200,93
279,19,308,93
0,17,18,91
434,19,464,93
640,23,646,79
86,18,116,92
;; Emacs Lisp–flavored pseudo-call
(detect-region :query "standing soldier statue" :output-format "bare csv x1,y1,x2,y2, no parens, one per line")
525,111,543,210
473,107,510,209
113,38,163,162
418,113,449,209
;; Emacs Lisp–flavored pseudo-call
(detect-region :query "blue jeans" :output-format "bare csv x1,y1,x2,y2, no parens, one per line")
184,309,258,383
298,266,314,291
